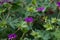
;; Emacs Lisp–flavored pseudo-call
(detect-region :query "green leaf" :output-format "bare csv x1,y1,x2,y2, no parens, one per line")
0,19,7,28
53,30,60,39
3,3,12,8
51,18,57,23
43,23,54,30
0,8,6,14
31,30,42,38
32,0,36,5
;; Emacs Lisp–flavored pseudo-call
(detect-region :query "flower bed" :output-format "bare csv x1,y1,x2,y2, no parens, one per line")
0,0,60,40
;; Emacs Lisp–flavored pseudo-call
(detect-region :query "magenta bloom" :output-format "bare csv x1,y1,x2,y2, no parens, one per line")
8,34,17,39
25,17,33,22
0,2,4,5
0,0,13,5
2,0,11,2
57,2,60,7
36,7,45,12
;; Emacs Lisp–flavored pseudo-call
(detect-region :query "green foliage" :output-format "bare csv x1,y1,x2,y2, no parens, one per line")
0,0,60,40
53,30,60,39
44,23,54,30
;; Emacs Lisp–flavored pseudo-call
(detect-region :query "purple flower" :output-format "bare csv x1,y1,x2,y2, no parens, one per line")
36,7,45,12
0,0,13,5
2,0,11,2
8,34,17,39
0,1,4,5
25,17,33,22
57,2,60,7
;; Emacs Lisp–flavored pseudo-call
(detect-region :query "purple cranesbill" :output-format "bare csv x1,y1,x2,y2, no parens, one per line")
24,17,33,23
8,34,17,39
2,0,11,2
36,7,45,12
0,0,13,5
57,2,60,7
0,1,4,5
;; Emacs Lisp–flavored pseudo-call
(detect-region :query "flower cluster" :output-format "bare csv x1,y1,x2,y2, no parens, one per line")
36,7,45,12
8,34,17,39
24,17,33,23
57,2,60,7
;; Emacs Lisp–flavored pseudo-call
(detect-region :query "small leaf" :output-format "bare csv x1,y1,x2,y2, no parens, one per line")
44,23,54,30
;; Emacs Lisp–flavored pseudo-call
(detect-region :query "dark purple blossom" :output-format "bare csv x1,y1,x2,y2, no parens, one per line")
8,34,17,39
2,0,11,2
36,7,45,12
0,1,4,5
25,17,33,22
0,0,13,5
57,2,60,7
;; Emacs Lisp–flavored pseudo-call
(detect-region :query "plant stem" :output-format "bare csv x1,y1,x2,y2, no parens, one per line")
57,10,60,19
20,32,26,40
6,6,11,20
13,27,20,34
